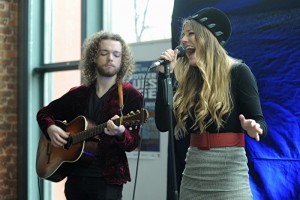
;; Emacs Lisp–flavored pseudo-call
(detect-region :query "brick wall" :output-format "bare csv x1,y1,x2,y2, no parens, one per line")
0,0,18,199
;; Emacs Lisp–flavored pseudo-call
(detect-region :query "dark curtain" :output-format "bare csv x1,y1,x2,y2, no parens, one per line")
169,0,300,199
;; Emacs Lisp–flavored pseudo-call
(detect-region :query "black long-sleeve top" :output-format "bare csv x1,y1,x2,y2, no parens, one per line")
155,63,268,138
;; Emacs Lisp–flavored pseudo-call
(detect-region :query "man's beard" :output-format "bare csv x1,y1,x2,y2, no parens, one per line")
96,65,120,77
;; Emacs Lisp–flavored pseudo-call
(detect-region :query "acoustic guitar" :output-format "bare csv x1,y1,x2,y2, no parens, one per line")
36,109,149,182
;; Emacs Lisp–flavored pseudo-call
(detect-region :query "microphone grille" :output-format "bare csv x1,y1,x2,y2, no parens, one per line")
175,45,186,57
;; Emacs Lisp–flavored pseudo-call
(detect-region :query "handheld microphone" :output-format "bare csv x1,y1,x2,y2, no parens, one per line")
150,45,186,69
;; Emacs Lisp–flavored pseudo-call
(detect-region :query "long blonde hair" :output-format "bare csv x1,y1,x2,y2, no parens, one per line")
174,20,238,138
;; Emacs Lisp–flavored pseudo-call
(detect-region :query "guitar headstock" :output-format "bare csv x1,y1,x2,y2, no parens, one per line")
113,109,149,128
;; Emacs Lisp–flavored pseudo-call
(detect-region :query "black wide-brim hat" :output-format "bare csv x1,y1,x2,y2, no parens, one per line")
189,7,231,46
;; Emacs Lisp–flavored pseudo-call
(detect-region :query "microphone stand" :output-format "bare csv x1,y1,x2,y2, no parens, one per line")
162,62,178,200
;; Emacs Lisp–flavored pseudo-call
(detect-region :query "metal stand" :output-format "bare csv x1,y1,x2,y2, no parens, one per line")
162,63,178,200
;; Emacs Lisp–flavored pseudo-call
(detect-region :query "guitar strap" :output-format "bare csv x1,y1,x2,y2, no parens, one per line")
118,82,124,124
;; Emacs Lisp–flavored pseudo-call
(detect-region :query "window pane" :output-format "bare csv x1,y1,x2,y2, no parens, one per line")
44,70,81,103
44,0,81,63
106,0,174,43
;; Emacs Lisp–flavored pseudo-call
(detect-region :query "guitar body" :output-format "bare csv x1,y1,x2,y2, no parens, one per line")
36,116,89,182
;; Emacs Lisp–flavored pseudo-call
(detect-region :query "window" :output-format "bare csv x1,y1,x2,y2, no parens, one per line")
104,0,174,43
44,0,82,63
43,0,81,105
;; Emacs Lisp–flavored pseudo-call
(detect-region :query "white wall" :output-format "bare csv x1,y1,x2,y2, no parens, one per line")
122,39,172,200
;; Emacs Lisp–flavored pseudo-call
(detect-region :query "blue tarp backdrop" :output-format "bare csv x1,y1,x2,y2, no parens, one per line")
170,1,300,199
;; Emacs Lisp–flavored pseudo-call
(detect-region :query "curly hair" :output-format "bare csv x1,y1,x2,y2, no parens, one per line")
80,31,135,86
173,19,240,138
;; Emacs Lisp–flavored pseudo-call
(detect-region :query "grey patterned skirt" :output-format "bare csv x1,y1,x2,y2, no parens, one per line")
179,146,252,200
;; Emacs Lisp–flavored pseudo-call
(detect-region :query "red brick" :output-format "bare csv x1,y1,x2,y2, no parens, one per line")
0,1,19,199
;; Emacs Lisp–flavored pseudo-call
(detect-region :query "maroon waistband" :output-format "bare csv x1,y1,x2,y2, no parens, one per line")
190,132,245,150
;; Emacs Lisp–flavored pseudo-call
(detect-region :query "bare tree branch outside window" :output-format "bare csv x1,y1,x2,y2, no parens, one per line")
134,0,150,42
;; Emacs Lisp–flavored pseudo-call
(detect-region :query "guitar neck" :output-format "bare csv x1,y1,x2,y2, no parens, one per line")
63,110,147,149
